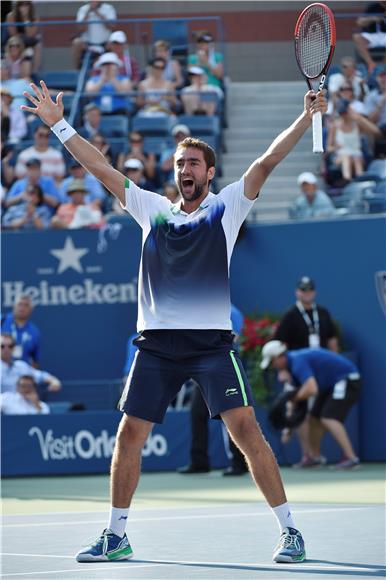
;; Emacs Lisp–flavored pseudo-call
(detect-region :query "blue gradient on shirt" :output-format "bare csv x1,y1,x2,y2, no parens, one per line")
141,201,229,318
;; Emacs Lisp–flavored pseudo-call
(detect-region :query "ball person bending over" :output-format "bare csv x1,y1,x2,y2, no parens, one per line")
22,80,327,564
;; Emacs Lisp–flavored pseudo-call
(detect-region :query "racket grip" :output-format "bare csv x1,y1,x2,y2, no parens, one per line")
312,111,324,154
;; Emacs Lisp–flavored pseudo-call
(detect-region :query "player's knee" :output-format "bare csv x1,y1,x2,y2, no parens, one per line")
116,415,151,450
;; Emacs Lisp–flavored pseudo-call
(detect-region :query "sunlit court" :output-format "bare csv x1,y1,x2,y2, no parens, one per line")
1,2,385,579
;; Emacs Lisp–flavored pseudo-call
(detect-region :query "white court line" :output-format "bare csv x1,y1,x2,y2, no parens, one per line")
3,501,381,519
0,555,380,577
2,505,375,528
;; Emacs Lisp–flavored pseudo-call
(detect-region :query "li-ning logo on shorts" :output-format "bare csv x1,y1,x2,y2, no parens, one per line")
225,387,238,397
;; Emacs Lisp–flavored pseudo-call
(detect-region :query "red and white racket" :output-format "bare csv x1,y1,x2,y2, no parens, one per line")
294,3,336,153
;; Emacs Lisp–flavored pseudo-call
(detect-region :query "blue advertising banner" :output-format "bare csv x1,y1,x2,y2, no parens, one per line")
1,407,359,477
1,216,385,460
1,410,229,477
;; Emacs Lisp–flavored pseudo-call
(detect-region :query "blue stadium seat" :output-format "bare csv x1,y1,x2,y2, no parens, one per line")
99,115,130,138
152,20,189,57
333,180,376,213
143,136,174,157
177,115,220,136
41,70,79,91
131,114,175,136
108,137,129,164
365,159,386,179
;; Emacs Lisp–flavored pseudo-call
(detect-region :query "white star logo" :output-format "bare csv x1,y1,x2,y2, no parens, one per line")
50,236,89,274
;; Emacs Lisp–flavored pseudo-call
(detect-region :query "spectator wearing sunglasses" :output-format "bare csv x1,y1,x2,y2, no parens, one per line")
3,35,31,79
5,1,42,73
1,333,61,395
14,124,65,182
328,57,367,106
137,57,177,115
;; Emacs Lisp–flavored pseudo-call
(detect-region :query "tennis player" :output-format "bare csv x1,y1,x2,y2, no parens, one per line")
22,80,327,564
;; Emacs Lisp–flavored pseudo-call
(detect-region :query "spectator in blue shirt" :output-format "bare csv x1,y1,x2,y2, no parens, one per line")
2,296,41,366
3,157,61,215
60,159,107,209
85,52,132,115
289,172,337,220
261,341,362,469
2,182,52,229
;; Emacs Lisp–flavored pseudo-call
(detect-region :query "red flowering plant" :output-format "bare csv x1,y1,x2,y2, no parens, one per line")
239,313,280,404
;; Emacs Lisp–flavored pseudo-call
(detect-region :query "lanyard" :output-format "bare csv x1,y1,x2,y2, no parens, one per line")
296,301,320,335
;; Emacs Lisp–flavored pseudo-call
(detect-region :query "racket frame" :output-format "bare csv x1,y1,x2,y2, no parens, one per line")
294,2,336,153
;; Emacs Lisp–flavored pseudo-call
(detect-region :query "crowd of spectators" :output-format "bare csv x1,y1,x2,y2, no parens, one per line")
289,2,386,220
2,1,386,229
1,1,226,230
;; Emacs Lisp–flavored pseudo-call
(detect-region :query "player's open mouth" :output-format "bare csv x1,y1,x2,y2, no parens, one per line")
182,179,194,188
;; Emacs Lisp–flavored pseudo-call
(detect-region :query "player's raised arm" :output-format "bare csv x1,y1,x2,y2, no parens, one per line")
243,90,327,200
21,81,126,204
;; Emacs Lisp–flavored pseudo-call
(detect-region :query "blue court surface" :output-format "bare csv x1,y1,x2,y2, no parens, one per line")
2,467,385,579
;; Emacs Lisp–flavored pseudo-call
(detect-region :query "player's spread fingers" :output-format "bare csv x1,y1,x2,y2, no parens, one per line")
23,91,39,106
30,82,44,101
56,92,64,107
20,105,37,113
40,80,50,99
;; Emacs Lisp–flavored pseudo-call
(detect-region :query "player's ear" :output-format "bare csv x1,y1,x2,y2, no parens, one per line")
207,166,215,180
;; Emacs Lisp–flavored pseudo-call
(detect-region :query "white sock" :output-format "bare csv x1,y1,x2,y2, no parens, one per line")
271,502,296,532
108,506,129,538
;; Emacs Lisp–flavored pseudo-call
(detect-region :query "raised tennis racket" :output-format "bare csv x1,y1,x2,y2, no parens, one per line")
294,3,336,153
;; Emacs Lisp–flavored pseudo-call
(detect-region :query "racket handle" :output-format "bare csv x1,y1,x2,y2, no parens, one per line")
312,111,324,154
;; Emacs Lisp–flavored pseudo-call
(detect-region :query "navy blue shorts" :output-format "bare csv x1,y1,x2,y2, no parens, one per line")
119,330,254,423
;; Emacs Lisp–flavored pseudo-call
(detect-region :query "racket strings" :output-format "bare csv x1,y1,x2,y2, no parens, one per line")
296,7,331,78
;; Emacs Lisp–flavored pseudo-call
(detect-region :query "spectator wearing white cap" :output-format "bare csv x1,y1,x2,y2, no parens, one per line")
181,66,223,116
289,172,336,220
123,158,155,190
108,30,140,84
188,30,224,89
85,52,132,114
72,1,117,68
110,158,155,216
160,124,191,184
137,57,177,115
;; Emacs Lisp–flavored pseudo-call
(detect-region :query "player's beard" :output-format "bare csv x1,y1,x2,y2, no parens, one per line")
177,175,208,202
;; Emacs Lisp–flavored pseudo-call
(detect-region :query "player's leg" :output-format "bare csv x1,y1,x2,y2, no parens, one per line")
196,346,305,563
76,345,186,563
110,414,154,507
222,406,305,563
222,406,287,505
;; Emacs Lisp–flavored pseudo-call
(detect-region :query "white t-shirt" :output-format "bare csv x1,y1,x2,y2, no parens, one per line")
122,177,255,331
15,146,65,180
76,2,117,45
0,391,50,415
1,360,51,393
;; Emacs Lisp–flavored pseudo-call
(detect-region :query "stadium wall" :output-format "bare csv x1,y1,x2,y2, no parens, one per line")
31,1,362,80
2,216,386,460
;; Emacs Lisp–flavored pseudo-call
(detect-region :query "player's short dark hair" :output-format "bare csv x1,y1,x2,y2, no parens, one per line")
174,137,216,170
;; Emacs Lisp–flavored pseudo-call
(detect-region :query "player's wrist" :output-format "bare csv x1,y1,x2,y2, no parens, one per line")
50,118,77,143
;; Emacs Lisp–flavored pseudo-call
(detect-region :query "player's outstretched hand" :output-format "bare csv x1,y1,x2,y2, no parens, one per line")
21,81,64,128
304,89,327,120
